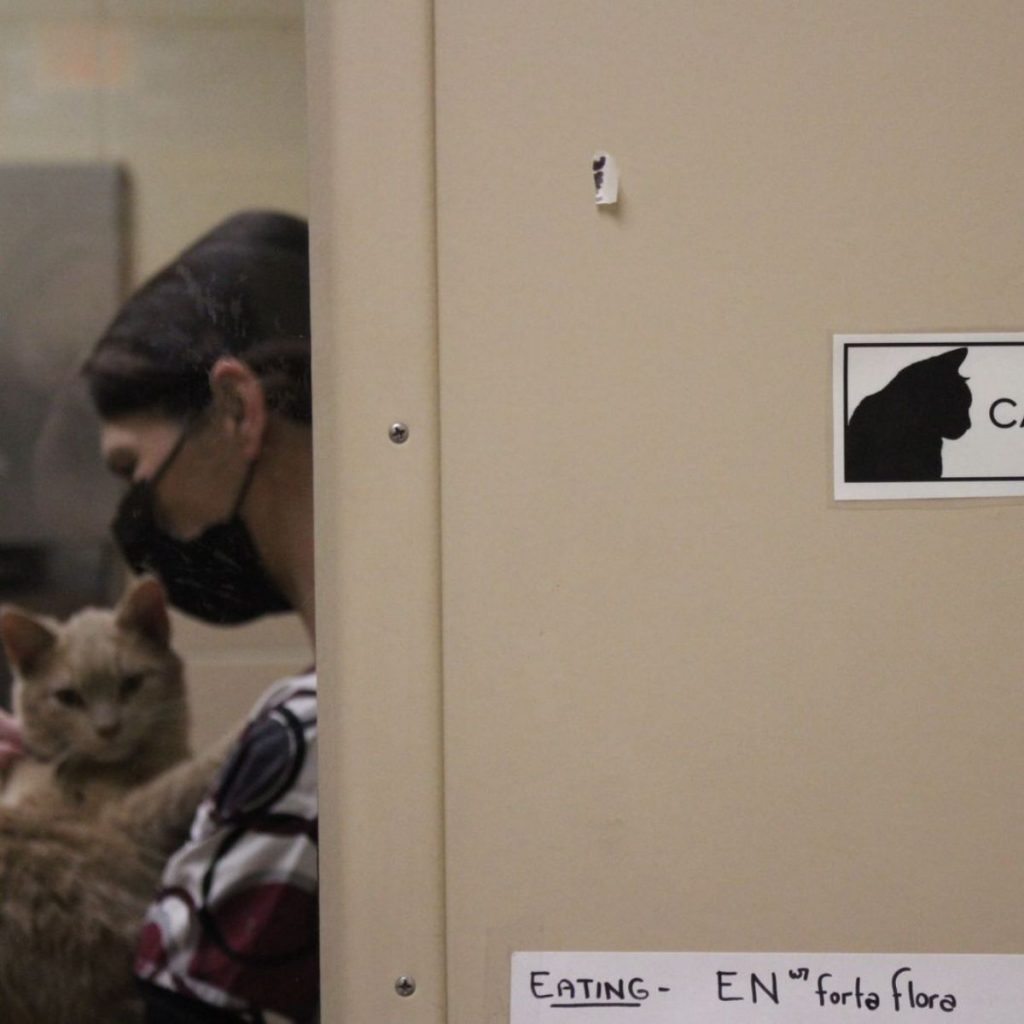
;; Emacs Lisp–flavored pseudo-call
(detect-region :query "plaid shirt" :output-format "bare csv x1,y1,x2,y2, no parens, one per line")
135,673,318,1023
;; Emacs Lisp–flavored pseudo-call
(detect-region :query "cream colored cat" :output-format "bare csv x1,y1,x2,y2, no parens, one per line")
0,577,234,1024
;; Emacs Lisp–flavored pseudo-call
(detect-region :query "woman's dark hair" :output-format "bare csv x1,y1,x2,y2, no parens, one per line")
84,210,311,423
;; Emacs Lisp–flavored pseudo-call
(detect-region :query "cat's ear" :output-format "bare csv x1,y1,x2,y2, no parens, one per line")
941,347,968,369
117,576,171,649
0,606,57,674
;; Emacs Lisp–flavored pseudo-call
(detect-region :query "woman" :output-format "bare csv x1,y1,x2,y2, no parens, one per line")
83,210,318,1023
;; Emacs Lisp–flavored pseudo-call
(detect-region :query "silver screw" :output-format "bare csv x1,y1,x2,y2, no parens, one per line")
395,976,417,997
389,422,410,445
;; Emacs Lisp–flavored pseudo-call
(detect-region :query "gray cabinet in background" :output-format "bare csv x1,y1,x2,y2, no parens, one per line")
0,163,128,700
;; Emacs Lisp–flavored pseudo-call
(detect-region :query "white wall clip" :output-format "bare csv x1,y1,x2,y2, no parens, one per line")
593,151,619,206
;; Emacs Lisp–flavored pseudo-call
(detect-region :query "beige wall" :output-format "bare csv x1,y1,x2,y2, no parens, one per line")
310,1,1024,1022
306,3,447,1022
0,0,311,746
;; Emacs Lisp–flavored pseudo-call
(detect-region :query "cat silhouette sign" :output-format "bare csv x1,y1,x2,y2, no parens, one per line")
834,334,1024,500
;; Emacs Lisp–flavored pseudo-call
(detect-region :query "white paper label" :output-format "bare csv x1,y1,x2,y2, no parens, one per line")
511,952,1023,1023
834,332,1024,500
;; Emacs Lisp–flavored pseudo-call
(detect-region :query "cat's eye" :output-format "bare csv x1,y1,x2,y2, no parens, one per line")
53,688,85,709
120,674,145,699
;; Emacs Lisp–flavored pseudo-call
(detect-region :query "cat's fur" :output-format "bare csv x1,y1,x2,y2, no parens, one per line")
0,577,234,1024
845,347,973,482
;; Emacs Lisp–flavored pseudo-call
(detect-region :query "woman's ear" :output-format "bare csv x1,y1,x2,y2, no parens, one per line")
208,357,268,460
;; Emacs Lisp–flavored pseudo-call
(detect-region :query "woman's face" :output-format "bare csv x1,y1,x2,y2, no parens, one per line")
100,410,246,540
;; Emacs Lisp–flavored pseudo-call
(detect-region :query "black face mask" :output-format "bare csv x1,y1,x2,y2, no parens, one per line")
111,421,292,625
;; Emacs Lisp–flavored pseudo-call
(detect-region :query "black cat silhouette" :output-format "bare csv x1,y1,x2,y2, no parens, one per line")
845,348,972,482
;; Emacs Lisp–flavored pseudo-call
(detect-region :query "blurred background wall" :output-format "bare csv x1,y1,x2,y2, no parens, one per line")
0,0,310,746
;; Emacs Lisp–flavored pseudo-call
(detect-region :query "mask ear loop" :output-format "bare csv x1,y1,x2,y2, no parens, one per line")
145,408,258,522
229,457,259,520
147,411,204,489
146,403,216,491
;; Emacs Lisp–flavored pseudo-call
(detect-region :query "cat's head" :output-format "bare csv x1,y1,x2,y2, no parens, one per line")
891,347,973,438
0,576,185,765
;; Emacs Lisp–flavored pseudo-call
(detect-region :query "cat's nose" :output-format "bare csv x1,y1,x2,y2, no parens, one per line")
96,721,121,739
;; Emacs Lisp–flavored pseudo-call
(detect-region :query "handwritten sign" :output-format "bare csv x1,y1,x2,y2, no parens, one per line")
511,952,1023,1022
833,332,1024,500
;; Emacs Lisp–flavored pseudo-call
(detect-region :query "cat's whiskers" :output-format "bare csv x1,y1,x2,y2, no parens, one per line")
24,735,72,766
133,704,189,734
